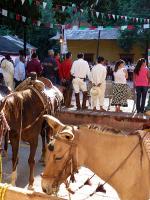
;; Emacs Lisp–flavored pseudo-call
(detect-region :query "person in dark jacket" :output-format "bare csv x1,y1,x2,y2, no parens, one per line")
42,49,57,84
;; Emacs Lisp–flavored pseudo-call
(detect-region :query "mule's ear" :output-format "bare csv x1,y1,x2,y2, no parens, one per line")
43,115,65,133
59,126,74,140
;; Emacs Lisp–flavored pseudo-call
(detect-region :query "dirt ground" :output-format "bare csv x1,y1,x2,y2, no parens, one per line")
2,138,120,200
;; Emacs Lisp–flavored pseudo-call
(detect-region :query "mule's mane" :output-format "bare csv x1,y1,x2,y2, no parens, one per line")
79,124,131,136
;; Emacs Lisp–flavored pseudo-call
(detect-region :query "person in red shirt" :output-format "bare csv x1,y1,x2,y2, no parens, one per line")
61,52,73,108
26,53,43,77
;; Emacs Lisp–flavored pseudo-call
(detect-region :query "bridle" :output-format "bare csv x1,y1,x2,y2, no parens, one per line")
41,131,78,193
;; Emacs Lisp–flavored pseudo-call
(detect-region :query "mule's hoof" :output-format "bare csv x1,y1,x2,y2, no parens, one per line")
28,185,34,190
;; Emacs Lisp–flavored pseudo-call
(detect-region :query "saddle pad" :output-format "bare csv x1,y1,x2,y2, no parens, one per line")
140,131,150,160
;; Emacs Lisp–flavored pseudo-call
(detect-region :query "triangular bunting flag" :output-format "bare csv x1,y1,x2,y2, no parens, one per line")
28,0,32,5
98,26,103,30
125,16,128,21
50,24,54,28
147,19,150,23
127,25,134,30
136,18,139,22
116,15,120,20
143,24,150,29
108,14,112,19
62,6,66,12
16,14,21,21
22,16,26,22
112,14,115,20
2,9,8,16
43,2,47,9
9,12,15,19
96,0,99,5
140,18,143,23
21,0,25,5
96,12,99,18
120,25,127,30
37,21,41,26
80,9,83,13
101,13,104,18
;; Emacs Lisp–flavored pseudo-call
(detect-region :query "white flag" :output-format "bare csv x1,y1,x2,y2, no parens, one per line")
22,16,26,22
62,6,66,12
43,2,47,9
96,0,99,5
96,12,100,18
2,9,8,17
37,21,41,26
121,25,127,30
125,16,128,21
21,0,25,5
112,14,115,19
143,24,150,29
80,9,83,13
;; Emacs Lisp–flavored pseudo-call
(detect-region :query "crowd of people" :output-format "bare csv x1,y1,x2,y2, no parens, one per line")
0,49,149,114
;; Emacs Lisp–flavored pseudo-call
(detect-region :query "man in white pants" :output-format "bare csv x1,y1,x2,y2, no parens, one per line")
71,53,90,110
90,56,107,111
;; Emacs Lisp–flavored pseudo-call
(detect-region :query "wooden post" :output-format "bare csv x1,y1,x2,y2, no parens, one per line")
96,30,101,58
0,184,64,200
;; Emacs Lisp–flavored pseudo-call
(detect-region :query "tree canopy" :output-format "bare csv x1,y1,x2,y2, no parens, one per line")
0,0,150,57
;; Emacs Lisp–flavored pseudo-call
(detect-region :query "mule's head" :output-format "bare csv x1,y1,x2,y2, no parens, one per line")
41,115,75,195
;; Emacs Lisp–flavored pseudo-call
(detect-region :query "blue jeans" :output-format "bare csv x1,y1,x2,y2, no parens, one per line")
136,86,148,113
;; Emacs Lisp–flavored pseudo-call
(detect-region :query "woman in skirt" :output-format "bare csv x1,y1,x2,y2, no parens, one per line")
111,60,128,112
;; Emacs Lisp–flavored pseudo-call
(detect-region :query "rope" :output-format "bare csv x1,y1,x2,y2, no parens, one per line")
100,131,149,188
0,184,9,200
0,154,2,183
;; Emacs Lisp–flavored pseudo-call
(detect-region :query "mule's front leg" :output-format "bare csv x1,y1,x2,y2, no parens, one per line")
28,141,38,190
10,135,19,186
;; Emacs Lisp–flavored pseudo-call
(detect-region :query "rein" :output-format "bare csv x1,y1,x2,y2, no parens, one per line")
81,130,150,198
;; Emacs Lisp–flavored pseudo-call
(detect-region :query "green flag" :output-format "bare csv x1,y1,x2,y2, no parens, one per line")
28,0,32,5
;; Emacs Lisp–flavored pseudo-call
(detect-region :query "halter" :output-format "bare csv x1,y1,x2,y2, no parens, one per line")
41,133,78,192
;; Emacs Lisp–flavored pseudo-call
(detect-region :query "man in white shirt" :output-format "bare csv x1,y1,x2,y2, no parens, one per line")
14,56,26,87
71,53,90,110
90,56,107,111
1,55,14,90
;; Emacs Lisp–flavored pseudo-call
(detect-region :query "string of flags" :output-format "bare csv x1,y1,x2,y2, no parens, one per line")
46,3,150,24
6,0,150,25
0,6,150,31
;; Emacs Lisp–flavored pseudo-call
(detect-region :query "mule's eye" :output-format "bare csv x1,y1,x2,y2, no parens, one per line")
54,156,63,161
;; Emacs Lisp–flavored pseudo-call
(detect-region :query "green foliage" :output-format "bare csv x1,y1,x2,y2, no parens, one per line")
118,0,150,53
0,25,14,35
1,0,150,57
118,29,137,52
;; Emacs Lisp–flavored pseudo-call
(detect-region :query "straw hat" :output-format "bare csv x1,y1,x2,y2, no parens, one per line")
90,86,98,96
